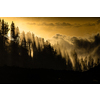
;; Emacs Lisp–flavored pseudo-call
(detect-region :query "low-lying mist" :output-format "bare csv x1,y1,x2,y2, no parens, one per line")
48,33,100,71
0,18,100,71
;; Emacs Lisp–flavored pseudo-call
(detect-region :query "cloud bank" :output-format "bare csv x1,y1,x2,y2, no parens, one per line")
48,33,100,70
26,19,100,28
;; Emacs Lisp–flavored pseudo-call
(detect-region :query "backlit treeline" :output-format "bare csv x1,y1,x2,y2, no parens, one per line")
53,42,100,71
0,19,67,70
0,19,99,71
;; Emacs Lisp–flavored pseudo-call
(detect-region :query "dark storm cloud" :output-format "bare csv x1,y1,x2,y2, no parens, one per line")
97,20,100,24
83,23,95,26
55,22,72,26
69,33,100,58
71,34,100,50
74,24,82,27
27,22,96,28
73,23,95,27
53,34,66,39
27,18,100,29
38,23,55,26
27,22,72,27
51,33,100,59
94,19,100,25
53,33,100,51
50,34,74,52
37,22,72,27
27,22,36,25
71,37,92,51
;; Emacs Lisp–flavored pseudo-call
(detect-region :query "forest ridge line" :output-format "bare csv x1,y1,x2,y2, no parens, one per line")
0,18,99,71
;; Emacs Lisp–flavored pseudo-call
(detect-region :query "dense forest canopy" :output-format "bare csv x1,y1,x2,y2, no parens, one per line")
0,19,99,71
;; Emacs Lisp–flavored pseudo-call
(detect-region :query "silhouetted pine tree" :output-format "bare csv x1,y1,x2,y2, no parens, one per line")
84,56,88,70
0,19,9,66
33,43,66,70
32,39,38,59
65,53,73,70
1,19,5,35
72,50,81,71
21,32,27,48
80,58,84,71
0,19,74,71
97,58,100,65
27,37,32,57
20,35,29,68
10,22,20,66
88,56,94,69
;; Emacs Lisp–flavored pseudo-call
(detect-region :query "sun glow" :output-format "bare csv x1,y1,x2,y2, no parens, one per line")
8,32,10,37
7,31,11,40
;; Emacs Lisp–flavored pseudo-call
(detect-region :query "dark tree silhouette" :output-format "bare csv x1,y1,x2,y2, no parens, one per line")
21,31,27,48
71,50,81,71
0,19,100,83
10,22,20,66
0,19,97,72
88,56,94,69
0,19,9,66
66,54,73,70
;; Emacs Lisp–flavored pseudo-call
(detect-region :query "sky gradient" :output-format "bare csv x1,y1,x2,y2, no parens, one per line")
1,17,100,40
0,17,100,70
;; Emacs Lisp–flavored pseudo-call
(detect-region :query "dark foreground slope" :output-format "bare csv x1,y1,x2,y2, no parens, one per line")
0,65,100,84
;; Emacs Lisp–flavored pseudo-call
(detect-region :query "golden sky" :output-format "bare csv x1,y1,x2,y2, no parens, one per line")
1,17,100,40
